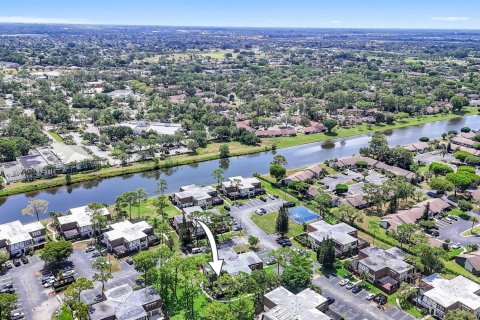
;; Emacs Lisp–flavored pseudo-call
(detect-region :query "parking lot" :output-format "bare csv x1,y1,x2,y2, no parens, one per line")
435,213,480,246
0,255,60,320
314,275,415,320
320,171,362,190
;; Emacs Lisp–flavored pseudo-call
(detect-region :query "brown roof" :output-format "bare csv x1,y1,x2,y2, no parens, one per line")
307,185,319,197
336,156,378,167
457,252,480,271
340,195,367,208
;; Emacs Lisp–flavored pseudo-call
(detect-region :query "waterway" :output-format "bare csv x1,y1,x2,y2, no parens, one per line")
2,115,479,223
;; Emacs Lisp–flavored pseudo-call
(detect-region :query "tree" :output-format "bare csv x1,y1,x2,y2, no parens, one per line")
21,199,49,221
429,162,454,176
272,155,288,166
219,144,230,158
450,95,469,111
0,293,17,320
63,278,93,316
123,191,137,220
270,163,286,182
65,174,72,185
0,251,8,269
40,240,73,268
335,183,348,194
211,168,224,186
92,257,113,293
429,178,454,194
248,235,259,249
331,204,363,226
134,188,148,218
471,217,479,233
445,309,476,320
276,206,289,237
155,178,168,195
133,250,158,285
316,238,336,268
322,119,337,133
313,191,332,219
446,172,475,196
282,254,313,291
392,224,418,248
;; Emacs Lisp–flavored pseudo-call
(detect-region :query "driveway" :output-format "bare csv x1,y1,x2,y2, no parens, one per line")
314,275,415,320
0,255,60,320
229,197,285,251
320,171,362,190
436,212,480,246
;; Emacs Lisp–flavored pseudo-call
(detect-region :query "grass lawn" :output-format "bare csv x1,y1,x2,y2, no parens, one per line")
460,225,480,236
444,248,464,260
251,211,305,238
108,196,181,220
48,131,64,143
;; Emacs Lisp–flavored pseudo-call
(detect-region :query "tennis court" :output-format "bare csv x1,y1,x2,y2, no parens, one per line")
288,206,320,224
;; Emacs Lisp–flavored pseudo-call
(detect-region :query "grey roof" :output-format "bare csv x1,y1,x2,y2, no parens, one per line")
359,246,412,273
308,221,357,245
422,275,480,310
213,251,263,276
17,154,48,170
89,284,160,320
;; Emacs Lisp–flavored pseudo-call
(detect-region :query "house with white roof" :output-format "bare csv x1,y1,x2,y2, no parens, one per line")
0,220,46,256
262,286,331,320
220,176,265,199
57,206,111,239
418,274,480,319
171,184,222,208
103,220,158,257
307,220,365,255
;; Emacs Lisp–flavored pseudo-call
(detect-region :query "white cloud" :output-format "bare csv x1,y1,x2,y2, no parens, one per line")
431,16,470,22
329,20,342,24
0,16,88,24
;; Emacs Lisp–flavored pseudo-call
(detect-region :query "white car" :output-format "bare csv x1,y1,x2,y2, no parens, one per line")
62,270,76,277
339,279,349,286
366,293,375,301
255,208,266,215
451,243,461,249
43,279,55,288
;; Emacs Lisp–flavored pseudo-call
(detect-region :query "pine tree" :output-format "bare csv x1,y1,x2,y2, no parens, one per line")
276,206,289,237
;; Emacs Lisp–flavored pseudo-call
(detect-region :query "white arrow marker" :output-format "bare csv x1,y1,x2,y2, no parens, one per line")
195,220,224,276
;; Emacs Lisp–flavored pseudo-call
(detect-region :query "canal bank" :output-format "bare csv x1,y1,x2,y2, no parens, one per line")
1,114,479,223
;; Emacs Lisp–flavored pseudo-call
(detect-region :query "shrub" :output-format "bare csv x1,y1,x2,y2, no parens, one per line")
419,136,429,142
335,183,348,194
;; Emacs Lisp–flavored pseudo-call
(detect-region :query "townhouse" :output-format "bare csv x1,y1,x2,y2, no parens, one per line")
103,220,159,257
57,205,111,239
0,220,46,256
262,286,331,320
418,274,480,319
354,246,414,294
171,184,223,209
220,176,265,199
455,251,480,276
307,220,367,255
88,284,163,320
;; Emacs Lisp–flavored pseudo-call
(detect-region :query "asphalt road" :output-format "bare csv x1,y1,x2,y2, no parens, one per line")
436,212,480,246
229,197,285,251
314,275,416,320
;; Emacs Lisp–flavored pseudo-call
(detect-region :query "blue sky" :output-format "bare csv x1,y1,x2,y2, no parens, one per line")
1,0,480,29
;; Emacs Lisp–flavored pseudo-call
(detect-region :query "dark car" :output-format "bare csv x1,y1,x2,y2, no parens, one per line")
12,259,21,267
283,202,296,208
276,238,287,244
20,256,29,264
426,191,439,198
448,215,458,221
273,194,279,199
373,293,387,305
326,297,335,304
351,285,363,293
281,241,292,247
0,288,14,294
126,258,133,265
224,205,231,211
260,197,267,202
0,284,13,290
428,230,440,237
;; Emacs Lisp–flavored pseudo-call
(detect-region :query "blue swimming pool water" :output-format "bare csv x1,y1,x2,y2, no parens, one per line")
288,206,320,224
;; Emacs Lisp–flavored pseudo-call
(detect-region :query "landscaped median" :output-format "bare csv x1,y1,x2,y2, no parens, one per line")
0,109,477,198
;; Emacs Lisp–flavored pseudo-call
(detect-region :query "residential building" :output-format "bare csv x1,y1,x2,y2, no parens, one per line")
220,176,265,199
283,165,324,185
418,274,480,319
88,284,163,320
171,184,222,208
205,250,263,280
307,220,367,255
57,206,111,239
403,142,430,153
103,220,158,257
0,220,46,256
262,286,331,320
455,251,480,276
380,198,450,230
118,121,182,136
354,246,414,293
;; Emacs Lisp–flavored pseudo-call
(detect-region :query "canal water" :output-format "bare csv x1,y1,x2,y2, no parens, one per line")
2,115,479,223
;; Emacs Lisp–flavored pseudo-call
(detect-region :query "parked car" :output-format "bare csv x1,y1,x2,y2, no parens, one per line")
339,279,349,286
91,251,101,258
232,225,242,231
265,258,276,266
451,242,461,249
192,247,203,254
428,230,440,237
42,276,55,285
20,256,29,264
224,205,231,211
345,282,355,289
255,208,266,214
43,279,56,288
126,258,133,265
0,288,14,294
283,202,296,208
12,259,20,267
351,285,363,293
426,191,439,198
326,297,335,304
62,270,76,277
273,194,279,199
0,284,13,290
366,293,375,301
3,261,13,269
9,312,24,320
448,215,458,221
281,241,292,247
260,197,267,202
85,246,95,253
373,294,387,305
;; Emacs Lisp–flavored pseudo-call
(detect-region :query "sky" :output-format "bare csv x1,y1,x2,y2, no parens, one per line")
1,0,480,29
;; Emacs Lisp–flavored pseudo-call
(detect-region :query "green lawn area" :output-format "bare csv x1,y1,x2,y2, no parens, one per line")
108,196,181,220
251,211,305,238
48,131,64,142
444,248,464,260
460,225,480,236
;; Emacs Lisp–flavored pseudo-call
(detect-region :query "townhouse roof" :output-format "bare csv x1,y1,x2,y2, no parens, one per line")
57,205,110,228
336,156,378,167
308,220,357,245
359,246,412,274
221,251,263,276
0,220,44,246
422,275,480,311
340,195,367,208
104,220,151,243
221,176,260,189
175,185,216,201
263,286,330,320
457,251,480,271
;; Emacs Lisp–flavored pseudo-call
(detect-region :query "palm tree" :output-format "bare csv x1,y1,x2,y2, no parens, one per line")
471,217,479,234
134,188,148,219
44,164,57,177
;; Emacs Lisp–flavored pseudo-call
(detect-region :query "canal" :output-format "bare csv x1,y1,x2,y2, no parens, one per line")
2,115,479,223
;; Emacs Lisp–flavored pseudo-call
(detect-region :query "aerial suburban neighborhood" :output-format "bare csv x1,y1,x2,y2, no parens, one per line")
0,1,480,320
